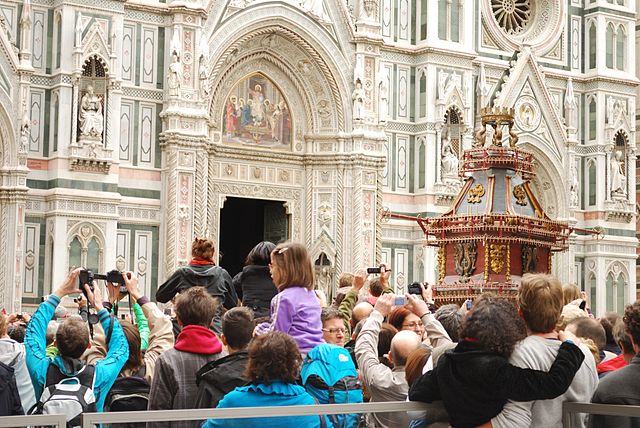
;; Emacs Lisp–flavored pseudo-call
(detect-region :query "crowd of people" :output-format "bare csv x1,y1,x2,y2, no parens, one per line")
0,237,639,428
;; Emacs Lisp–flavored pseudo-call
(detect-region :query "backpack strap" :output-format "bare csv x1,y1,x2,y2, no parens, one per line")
45,363,96,389
311,396,327,428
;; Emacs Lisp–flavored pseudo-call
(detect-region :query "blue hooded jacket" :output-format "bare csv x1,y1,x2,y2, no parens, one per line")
24,295,128,412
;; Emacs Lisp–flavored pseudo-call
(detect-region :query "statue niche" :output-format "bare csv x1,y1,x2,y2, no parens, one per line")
77,56,106,145
222,73,292,149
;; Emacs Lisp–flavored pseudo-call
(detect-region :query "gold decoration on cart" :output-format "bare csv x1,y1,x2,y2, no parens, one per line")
468,183,485,204
489,244,507,274
513,184,527,206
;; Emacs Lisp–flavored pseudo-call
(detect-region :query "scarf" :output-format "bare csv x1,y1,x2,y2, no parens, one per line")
174,325,223,354
189,257,214,266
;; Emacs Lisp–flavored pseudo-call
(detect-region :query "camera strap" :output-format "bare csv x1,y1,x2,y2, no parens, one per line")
105,313,115,344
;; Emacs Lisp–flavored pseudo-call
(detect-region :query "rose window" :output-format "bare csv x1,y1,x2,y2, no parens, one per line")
491,0,531,35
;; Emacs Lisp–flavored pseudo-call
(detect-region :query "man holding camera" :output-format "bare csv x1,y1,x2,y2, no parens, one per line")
24,268,129,416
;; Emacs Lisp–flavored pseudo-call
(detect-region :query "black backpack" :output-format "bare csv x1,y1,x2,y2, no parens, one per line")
104,366,150,412
30,363,96,428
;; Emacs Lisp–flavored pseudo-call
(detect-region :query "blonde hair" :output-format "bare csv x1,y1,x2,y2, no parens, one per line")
519,273,564,333
557,304,588,331
270,242,314,290
562,283,581,305
580,338,600,364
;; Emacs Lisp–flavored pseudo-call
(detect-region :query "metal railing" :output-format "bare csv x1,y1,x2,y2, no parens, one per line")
3,401,640,427
563,402,640,428
81,401,429,427
0,414,67,428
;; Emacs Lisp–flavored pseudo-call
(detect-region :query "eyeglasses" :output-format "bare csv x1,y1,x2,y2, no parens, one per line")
402,321,424,329
322,328,346,335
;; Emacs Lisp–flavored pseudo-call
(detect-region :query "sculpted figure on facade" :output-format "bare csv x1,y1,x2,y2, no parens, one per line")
79,86,103,137
441,138,459,179
569,164,579,207
168,52,182,98
301,0,327,21
378,65,389,123
352,78,365,121
19,109,29,154
610,150,627,197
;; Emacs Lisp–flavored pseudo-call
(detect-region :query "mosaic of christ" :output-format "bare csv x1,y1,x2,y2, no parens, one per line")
222,73,292,149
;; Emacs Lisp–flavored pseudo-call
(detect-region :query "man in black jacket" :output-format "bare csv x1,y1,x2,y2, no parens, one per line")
195,307,253,408
0,361,23,416
156,238,237,334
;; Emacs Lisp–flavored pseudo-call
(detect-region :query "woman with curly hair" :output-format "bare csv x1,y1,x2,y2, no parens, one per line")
409,296,586,428
202,331,327,427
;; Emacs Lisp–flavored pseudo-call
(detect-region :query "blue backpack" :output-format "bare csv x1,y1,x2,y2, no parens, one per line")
301,344,363,428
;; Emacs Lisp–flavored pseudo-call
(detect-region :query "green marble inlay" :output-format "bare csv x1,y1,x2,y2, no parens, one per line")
117,223,159,296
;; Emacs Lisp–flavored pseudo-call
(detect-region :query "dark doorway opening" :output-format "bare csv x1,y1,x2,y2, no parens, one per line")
219,197,289,278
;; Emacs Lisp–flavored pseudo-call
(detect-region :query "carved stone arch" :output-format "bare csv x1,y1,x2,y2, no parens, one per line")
81,54,109,77
444,105,465,126
205,5,352,130
78,22,112,75
614,129,629,147
606,260,629,283
209,52,316,142
0,103,16,167
518,136,567,218
67,221,106,249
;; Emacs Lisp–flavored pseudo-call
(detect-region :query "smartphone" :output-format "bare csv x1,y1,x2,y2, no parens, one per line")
121,314,126,320
163,308,172,316
466,300,472,310
579,300,587,310
394,296,406,306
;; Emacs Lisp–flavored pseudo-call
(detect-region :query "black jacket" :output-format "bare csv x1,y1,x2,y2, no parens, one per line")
232,265,277,319
195,351,249,408
0,361,23,416
156,264,237,334
409,339,585,428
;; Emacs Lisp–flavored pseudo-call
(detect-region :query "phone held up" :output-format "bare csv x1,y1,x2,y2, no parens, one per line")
367,265,392,274
394,296,406,306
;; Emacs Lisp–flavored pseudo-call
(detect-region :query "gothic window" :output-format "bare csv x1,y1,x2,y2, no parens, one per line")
602,22,627,70
588,274,597,315
616,25,626,70
491,0,531,35
420,0,427,40
588,97,596,141
67,225,104,271
606,272,614,312
419,140,426,189
588,160,596,206
616,275,626,314
588,23,596,69
438,0,460,42
606,24,614,68
419,73,427,118
444,107,461,158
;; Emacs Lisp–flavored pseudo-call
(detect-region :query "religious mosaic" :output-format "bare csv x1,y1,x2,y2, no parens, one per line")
222,73,292,149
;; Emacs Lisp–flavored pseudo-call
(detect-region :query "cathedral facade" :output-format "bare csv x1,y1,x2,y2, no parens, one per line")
0,0,636,316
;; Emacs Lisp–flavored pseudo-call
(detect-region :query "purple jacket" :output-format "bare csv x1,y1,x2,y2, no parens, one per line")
255,286,325,353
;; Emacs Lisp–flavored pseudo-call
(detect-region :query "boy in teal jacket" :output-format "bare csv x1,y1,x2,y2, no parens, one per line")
24,268,129,412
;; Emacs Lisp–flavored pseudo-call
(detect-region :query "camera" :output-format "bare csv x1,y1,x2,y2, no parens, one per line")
367,265,392,274
408,282,423,296
79,269,130,296
16,313,23,320
393,296,406,306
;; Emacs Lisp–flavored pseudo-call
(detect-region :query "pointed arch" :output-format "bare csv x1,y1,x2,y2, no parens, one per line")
616,24,626,70
606,23,615,68
588,21,596,69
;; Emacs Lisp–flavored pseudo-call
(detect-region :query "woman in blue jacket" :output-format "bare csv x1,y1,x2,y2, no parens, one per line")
202,331,327,428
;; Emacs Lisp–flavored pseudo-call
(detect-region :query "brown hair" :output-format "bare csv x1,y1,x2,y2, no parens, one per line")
613,319,633,353
562,283,581,305
121,320,143,373
192,237,215,261
369,278,384,297
56,318,90,358
270,242,314,290
388,307,412,331
623,301,640,346
405,346,430,388
222,307,254,350
377,323,398,369
338,273,354,289
245,331,301,384
0,313,7,337
321,307,342,323
175,286,218,327
519,274,564,333
566,317,606,351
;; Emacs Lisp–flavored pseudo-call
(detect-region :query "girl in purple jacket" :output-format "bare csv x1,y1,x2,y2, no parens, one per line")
254,242,324,354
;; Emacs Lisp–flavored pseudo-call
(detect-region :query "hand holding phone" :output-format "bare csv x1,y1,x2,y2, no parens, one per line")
394,296,406,306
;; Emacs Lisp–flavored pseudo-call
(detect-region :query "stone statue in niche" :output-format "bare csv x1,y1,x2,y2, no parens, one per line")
441,138,459,179
167,52,182,98
569,165,579,207
19,109,29,153
378,66,389,123
79,86,103,137
352,78,365,121
454,241,477,281
610,150,627,197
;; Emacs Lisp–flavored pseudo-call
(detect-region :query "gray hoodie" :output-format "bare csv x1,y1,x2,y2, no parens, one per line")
0,338,36,413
